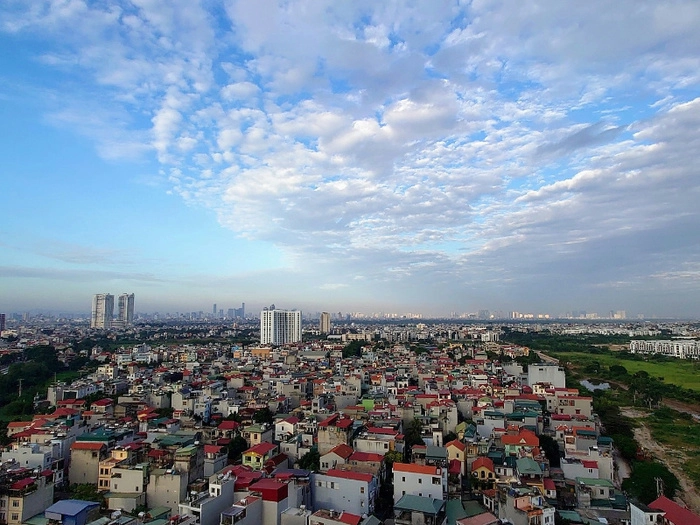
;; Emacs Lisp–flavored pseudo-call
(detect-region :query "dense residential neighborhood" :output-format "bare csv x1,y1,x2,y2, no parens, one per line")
1,318,699,525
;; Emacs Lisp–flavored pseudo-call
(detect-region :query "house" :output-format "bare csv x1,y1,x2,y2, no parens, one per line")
501,428,539,457
393,462,447,504
246,479,289,525
309,509,362,525
275,417,300,443
0,471,54,525
320,444,354,472
445,439,467,476
44,500,100,525
393,494,446,525
647,495,700,525
242,442,279,470
69,441,107,485
312,469,378,516
471,457,495,489
317,414,355,455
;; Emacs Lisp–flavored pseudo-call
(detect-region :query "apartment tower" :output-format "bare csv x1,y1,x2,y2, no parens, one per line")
260,306,302,345
117,293,135,327
91,293,114,329
319,312,331,334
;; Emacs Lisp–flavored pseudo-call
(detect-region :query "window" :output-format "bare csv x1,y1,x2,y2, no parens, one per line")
432,477,441,485
12,514,19,521
360,487,365,494
418,478,422,484
12,501,19,508
402,477,405,482
384,443,388,449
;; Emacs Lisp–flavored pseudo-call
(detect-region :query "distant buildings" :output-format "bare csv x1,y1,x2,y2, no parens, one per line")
319,312,331,334
91,293,134,329
260,306,302,345
91,293,114,329
116,293,135,327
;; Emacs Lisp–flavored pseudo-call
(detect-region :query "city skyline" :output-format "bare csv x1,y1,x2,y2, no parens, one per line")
1,2,700,317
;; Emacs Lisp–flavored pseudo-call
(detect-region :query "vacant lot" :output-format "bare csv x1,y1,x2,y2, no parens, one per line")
548,351,700,391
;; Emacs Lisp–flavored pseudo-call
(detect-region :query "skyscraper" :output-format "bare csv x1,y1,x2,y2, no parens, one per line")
91,293,114,329
0,313,5,333
320,312,331,334
260,306,302,345
117,293,135,326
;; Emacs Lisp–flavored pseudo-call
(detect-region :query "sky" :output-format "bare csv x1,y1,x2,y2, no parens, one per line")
1,1,699,318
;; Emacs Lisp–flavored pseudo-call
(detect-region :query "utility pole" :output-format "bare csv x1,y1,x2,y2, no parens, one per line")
18,378,22,397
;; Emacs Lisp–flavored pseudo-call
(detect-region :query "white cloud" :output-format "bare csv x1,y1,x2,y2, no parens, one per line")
3,0,700,315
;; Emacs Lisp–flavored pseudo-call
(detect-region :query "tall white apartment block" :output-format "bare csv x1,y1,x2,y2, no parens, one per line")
118,293,135,326
260,306,302,345
91,293,114,329
319,312,331,334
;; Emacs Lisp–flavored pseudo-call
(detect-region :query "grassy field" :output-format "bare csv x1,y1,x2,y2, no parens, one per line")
546,351,700,391
646,407,700,489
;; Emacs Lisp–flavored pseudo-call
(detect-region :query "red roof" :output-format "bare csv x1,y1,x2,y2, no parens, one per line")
349,451,383,463
581,460,598,469
325,469,374,483
71,441,105,450
245,442,277,456
445,439,466,452
649,495,700,525
218,420,240,430
338,512,362,525
326,444,354,459
393,463,439,475
471,456,494,472
10,478,35,490
204,444,224,454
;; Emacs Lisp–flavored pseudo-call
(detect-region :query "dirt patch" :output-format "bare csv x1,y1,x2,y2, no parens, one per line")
621,407,700,513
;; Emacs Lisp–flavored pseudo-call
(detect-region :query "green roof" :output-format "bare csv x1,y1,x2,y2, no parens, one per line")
445,499,467,525
394,494,445,515
426,445,447,459
462,500,488,518
516,457,543,476
575,477,613,487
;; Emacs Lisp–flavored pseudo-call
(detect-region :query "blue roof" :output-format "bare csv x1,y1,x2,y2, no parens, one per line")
45,500,100,517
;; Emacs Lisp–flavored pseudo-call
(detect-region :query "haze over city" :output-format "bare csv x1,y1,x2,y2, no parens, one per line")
1,1,699,317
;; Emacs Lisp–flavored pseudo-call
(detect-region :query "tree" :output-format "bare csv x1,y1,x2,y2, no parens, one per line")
70,483,106,508
253,407,274,425
404,418,425,454
622,461,679,504
539,435,561,468
227,435,249,464
298,448,320,471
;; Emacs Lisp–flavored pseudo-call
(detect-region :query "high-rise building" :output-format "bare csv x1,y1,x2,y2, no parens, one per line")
260,306,302,345
91,294,114,329
213,304,217,316
0,313,5,333
117,293,135,326
320,312,331,334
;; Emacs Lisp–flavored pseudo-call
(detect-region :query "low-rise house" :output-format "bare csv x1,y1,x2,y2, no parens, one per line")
393,494,446,525
312,469,378,516
242,442,279,471
320,444,353,472
393,462,447,504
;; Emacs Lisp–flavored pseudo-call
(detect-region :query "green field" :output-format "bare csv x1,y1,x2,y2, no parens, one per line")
545,351,700,391
646,407,700,489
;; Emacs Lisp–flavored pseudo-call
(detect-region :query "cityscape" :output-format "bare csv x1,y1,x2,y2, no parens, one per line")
1,2,700,525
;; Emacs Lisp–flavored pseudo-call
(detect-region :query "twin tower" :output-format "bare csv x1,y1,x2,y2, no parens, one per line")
91,293,134,329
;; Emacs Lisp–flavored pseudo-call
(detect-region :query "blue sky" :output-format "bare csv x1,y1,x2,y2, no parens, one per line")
1,1,700,318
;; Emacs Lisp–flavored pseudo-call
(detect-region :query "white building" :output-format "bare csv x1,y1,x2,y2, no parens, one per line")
117,293,135,327
261,307,302,345
392,463,447,505
312,470,378,516
91,293,114,329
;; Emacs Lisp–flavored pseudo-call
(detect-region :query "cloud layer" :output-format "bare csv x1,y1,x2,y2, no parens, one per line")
2,0,700,316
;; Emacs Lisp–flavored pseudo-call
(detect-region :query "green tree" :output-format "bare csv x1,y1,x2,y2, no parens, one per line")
539,435,561,468
299,448,320,471
70,483,106,508
622,461,679,504
227,435,249,464
253,407,274,425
